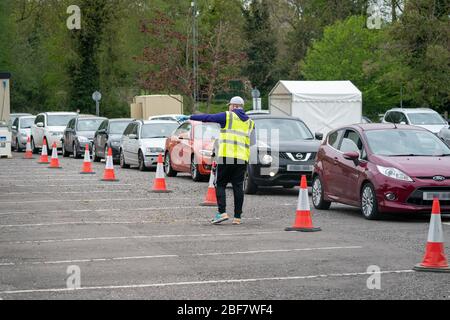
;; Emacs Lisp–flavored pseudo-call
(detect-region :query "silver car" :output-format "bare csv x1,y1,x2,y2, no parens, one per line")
120,120,179,171
11,115,36,151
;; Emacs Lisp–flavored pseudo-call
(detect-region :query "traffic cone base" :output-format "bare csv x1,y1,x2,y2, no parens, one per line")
81,171,96,175
38,139,49,164
101,148,118,181
151,154,171,193
413,264,450,273
200,168,218,206
23,137,34,159
80,144,95,174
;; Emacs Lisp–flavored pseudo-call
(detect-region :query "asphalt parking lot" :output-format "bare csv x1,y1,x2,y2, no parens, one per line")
0,152,449,300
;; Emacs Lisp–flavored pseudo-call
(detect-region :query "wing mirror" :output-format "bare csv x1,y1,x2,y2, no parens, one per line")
343,151,360,161
315,132,323,140
11,125,17,130
36,122,44,128
128,134,138,140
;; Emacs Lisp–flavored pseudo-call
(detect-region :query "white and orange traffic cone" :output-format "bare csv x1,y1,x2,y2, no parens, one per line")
414,198,449,273
38,138,49,164
285,175,321,232
48,142,62,169
23,137,34,159
80,144,95,174
101,147,118,181
151,153,172,193
200,162,217,206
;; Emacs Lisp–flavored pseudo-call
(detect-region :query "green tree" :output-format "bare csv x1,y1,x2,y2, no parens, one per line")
300,16,398,118
242,0,278,96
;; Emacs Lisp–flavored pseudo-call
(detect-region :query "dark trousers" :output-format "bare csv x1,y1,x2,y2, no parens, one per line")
215,163,247,218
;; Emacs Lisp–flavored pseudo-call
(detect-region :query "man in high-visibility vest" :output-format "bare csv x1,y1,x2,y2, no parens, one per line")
190,96,255,225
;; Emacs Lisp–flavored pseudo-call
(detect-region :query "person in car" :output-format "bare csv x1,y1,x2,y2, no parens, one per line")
190,97,255,225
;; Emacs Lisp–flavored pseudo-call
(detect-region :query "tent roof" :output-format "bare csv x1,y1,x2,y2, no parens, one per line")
270,80,362,96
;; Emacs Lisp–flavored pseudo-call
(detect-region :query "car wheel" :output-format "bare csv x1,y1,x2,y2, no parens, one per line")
31,137,38,154
16,139,23,152
120,149,130,169
92,144,100,162
361,183,381,220
312,175,331,210
62,142,70,157
73,143,80,159
164,151,177,177
190,155,202,182
243,168,258,194
138,151,147,171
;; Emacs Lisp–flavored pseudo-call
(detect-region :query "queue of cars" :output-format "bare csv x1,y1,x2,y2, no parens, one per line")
10,107,450,220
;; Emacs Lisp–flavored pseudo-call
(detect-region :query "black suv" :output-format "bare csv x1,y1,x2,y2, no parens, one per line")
62,116,106,158
244,115,322,194
92,118,133,163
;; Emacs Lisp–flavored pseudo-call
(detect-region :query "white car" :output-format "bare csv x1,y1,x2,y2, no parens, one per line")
439,126,450,146
11,115,36,151
382,108,448,134
30,112,77,152
119,120,179,171
148,114,189,124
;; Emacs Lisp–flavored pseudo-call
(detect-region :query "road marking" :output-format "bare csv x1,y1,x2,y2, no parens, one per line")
444,223,450,226
0,191,132,196
0,270,414,295
3,231,284,245
0,246,362,267
0,198,190,205
5,184,133,188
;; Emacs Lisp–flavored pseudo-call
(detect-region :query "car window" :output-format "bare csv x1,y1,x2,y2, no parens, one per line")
77,119,104,131
254,118,314,142
98,120,108,131
131,123,139,136
35,115,44,125
47,115,75,127
384,112,392,123
398,113,408,124
408,112,447,125
140,123,179,139
20,118,35,129
123,123,134,136
328,129,344,149
340,130,367,159
13,118,19,128
194,123,220,140
175,123,191,136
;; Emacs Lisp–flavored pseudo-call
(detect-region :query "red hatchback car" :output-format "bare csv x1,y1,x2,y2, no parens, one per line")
164,120,220,181
312,124,450,219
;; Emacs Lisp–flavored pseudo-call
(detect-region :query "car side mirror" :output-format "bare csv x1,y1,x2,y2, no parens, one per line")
315,132,323,140
11,126,17,130
400,121,406,125
343,151,360,161
129,134,137,140
36,122,44,128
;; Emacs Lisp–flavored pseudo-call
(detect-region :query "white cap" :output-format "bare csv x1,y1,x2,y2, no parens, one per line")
228,96,245,106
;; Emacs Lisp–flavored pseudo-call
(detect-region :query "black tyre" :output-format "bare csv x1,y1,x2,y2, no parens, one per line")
62,141,70,157
243,168,258,194
120,149,130,169
312,175,331,210
16,139,23,152
361,182,381,220
138,151,147,171
190,155,202,182
73,143,80,159
30,137,38,154
164,151,177,177
92,144,100,162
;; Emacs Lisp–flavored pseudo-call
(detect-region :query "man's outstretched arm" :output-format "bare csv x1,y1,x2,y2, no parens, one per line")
190,113,227,129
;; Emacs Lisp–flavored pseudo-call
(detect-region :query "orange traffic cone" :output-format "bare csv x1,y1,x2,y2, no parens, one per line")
80,144,95,174
414,198,449,273
151,153,172,193
101,147,118,181
201,162,217,206
285,175,321,232
38,138,49,164
48,142,62,169
23,137,34,159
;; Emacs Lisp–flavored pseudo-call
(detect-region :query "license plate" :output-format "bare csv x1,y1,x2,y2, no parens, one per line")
423,192,450,201
0,142,5,148
287,165,313,172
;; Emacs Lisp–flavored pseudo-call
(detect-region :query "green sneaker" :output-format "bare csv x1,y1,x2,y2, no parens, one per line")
211,213,229,225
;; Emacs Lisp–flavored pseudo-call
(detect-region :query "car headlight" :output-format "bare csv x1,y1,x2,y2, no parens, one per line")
110,141,120,147
77,136,89,143
146,147,164,154
260,154,273,165
200,150,213,157
377,165,413,182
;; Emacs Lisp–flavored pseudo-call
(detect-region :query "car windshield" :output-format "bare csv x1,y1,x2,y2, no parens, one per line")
47,115,75,126
254,118,314,142
20,118,35,129
141,123,179,139
408,113,447,125
365,129,450,157
109,121,131,134
77,119,104,131
194,123,220,140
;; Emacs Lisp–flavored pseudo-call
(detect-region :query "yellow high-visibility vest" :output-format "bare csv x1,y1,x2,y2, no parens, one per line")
218,111,255,162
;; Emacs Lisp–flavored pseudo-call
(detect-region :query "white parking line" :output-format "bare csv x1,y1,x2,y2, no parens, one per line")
0,269,414,295
4,231,284,245
0,246,362,267
0,191,134,196
0,198,190,205
6,184,133,188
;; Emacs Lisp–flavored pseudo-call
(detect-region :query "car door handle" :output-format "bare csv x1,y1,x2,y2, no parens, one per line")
333,157,339,165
